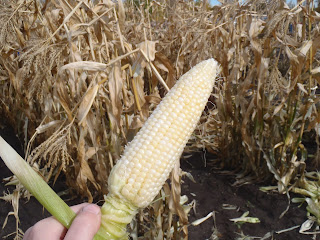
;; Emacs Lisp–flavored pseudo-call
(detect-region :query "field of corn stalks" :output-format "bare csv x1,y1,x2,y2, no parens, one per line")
1,0,320,239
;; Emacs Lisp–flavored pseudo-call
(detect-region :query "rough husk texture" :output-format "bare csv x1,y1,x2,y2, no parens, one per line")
1,0,320,238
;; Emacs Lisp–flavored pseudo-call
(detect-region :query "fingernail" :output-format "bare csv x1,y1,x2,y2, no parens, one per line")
83,204,100,215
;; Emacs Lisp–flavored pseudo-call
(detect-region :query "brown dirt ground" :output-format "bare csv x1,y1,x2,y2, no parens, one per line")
0,125,314,240
181,155,312,240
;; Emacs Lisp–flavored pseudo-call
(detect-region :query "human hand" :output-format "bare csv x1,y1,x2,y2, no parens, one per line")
23,203,101,240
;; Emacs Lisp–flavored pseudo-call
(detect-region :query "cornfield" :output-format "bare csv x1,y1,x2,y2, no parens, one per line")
1,0,320,239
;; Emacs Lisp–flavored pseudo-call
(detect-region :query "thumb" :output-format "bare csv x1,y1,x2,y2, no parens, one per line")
64,204,101,240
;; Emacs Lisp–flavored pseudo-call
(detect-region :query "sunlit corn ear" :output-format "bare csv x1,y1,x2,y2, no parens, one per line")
98,58,220,239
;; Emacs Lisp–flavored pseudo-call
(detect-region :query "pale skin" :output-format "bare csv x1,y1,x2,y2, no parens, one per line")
23,203,101,240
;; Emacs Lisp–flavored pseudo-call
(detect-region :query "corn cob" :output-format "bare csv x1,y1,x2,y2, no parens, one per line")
96,58,220,239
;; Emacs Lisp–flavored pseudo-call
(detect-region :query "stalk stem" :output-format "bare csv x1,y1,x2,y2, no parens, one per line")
0,136,76,228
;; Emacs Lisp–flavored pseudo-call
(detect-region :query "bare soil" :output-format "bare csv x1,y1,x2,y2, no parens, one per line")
0,125,313,240
181,156,311,240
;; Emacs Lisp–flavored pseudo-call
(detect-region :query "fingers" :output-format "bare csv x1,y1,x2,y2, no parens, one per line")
23,216,68,240
64,204,101,240
23,203,100,240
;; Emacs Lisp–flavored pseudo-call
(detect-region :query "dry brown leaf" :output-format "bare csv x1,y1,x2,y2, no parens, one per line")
77,127,99,202
59,61,107,74
297,40,313,57
117,0,125,30
85,147,98,160
137,40,157,63
169,161,188,235
297,83,308,95
154,52,176,89
145,94,161,105
78,84,99,126
132,75,146,111
108,63,123,124
285,46,299,64
36,120,64,134
57,84,73,122
258,9,288,40
250,39,262,54
311,66,320,77
249,18,264,39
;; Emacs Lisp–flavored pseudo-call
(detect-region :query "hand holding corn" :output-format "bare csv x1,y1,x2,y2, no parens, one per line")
0,58,220,240
23,203,101,240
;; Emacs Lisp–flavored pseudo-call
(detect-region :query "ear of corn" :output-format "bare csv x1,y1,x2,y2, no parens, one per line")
98,58,220,239
0,58,219,240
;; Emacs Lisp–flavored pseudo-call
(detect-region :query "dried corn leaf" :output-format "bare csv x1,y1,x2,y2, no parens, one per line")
298,40,313,57
108,63,123,123
78,84,99,126
138,40,157,63
60,61,107,73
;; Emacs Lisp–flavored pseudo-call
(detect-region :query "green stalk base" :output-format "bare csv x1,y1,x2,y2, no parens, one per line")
94,193,138,240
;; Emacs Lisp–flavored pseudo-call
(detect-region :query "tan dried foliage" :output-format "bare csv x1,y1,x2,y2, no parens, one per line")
1,0,320,238
188,0,320,218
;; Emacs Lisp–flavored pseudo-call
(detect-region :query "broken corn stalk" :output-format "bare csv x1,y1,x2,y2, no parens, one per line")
0,58,220,239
